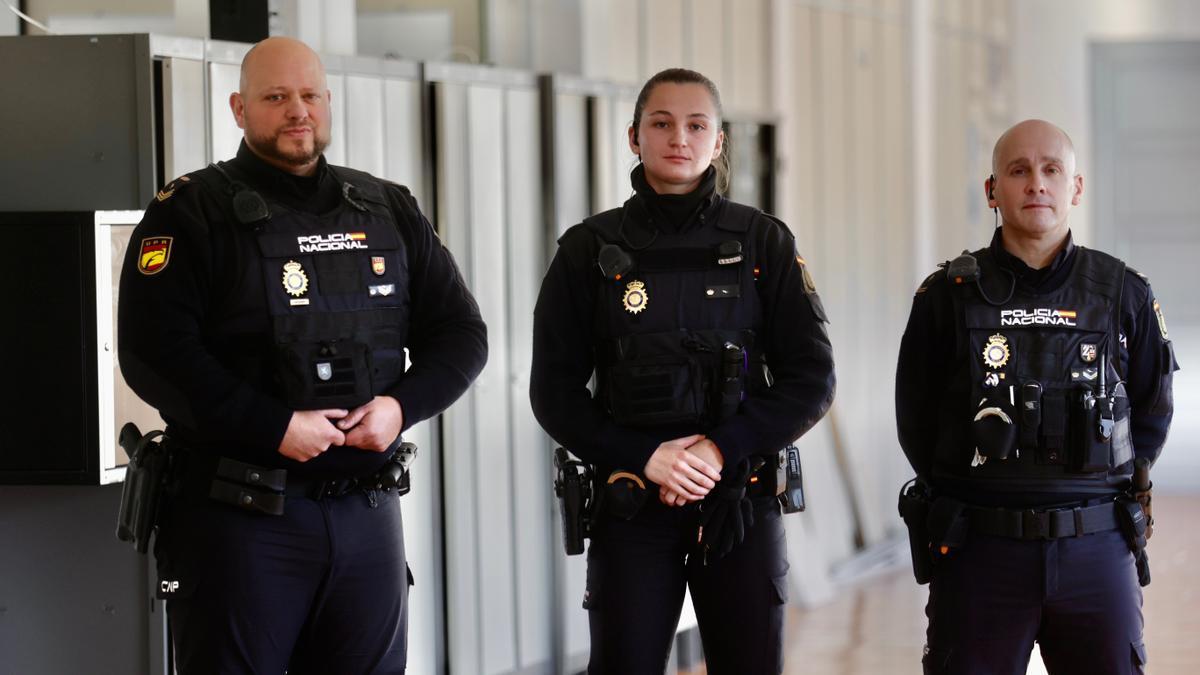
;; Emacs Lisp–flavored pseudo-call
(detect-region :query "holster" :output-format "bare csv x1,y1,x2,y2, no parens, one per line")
1116,496,1152,587
897,480,933,584
553,448,594,556
115,423,174,554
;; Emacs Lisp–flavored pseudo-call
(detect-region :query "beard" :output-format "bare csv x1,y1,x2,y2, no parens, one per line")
245,124,329,168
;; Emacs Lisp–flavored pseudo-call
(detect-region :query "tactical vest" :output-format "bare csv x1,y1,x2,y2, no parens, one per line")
196,163,412,413
942,247,1133,493
587,198,768,433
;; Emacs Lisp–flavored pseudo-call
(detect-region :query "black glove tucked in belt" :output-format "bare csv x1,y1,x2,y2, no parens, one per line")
698,457,759,561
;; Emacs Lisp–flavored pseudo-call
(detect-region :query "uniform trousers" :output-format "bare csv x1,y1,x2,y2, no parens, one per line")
924,529,1145,675
157,485,410,675
585,495,788,675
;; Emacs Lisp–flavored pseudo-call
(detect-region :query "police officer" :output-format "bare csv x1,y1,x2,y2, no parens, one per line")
530,68,835,674
118,37,486,674
896,119,1177,675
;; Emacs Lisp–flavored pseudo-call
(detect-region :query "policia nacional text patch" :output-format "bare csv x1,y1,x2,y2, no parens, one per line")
138,237,173,275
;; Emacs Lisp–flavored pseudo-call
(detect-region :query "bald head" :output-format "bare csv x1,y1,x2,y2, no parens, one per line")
239,37,326,94
992,119,1077,177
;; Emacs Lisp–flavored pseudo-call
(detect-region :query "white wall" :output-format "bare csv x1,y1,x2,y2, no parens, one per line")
1009,0,1200,243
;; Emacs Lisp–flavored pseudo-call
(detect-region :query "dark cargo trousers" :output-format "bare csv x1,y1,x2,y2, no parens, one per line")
924,529,1146,675
157,487,410,674
585,496,789,675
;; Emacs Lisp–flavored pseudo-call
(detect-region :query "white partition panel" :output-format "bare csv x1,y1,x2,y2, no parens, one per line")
434,80,485,675
325,73,346,166
465,82,518,674
554,92,590,235
345,74,385,176
208,60,242,162
431,63,550,675
505,85,554,671
161,57,208,178
383,78,426,203
401,419,438,675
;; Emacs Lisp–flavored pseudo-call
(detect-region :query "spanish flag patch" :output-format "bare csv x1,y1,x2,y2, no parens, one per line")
138,236,173,275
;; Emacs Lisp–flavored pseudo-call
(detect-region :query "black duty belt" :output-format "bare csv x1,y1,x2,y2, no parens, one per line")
178,455,376,516
965,501,1120,540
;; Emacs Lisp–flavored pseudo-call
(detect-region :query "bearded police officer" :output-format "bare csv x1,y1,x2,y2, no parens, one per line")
118,37,486,674
897,119,1177,675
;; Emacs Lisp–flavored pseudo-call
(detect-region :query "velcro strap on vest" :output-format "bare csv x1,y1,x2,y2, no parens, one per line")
966,501,1120,540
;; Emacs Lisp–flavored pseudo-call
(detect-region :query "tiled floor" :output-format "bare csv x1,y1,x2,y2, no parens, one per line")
684,495,1200,674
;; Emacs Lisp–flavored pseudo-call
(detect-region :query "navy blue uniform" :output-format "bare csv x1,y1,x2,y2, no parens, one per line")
531,166,835,674
118,142,486,674
897,228,1177,675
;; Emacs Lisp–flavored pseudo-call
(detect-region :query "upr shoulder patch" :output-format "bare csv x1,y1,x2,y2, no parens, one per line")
138,237,173,275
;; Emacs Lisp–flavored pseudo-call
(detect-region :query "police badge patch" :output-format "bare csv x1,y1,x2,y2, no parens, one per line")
371,256,386,276
282,260,309,297
1080,343,1097,363
138,237,173,275
982,334,1010,370
622,280,648,314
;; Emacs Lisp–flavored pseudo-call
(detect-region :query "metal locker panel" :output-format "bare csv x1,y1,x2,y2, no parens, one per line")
433,79,485,675
383,78,425,204
504,85,554,670
161,57,208,179
208,60,243,162
400,419,441,675
465,83,519,675
325,73,347,167
592,94,639,212
345,74,385,176
554,92,590,236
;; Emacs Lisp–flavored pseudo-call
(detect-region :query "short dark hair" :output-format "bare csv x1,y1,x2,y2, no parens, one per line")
632,68,730,193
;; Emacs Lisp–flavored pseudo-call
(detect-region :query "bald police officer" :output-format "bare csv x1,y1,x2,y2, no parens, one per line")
897,119,1177,675
118,37,486,674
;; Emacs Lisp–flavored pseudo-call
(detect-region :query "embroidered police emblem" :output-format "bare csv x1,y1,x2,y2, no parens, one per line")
282,260,309,297
371,256,386,276
1080,343,1098,363
622,280,648,314
982,334,1010,370
1153,300,1169,340
137,237,173,275
316,362,332,381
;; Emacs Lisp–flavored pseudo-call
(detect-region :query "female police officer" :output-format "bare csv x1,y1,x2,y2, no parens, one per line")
530,68,835,674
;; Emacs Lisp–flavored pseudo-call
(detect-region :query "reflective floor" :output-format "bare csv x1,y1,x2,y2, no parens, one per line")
684,495,1200,675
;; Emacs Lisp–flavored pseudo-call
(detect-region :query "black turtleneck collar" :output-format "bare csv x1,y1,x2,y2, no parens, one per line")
227,140,341,214
630,163,718,234
989,226,1076,293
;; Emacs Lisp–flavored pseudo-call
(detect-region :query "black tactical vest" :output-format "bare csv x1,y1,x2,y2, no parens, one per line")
587,198,768,434
198,163,412,413
941,247,1133,494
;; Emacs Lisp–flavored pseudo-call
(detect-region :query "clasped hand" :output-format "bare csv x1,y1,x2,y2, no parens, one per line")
642,434,724,507
277,396,404,462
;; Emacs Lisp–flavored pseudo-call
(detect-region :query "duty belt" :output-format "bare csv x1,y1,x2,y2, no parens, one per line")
177,455,383,516
965,500,1120,540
